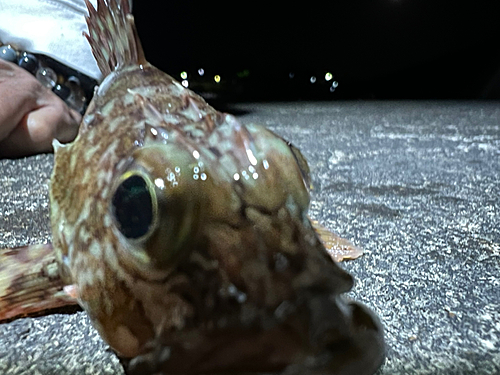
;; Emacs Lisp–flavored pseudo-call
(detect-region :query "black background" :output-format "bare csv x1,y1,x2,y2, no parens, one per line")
133,1,500,100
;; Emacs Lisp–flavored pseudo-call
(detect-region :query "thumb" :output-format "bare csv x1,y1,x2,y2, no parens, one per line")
0,101,80,158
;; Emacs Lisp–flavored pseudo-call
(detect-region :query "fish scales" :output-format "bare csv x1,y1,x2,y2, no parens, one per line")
0,0,385,374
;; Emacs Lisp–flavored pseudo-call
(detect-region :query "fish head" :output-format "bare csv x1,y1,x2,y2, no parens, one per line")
51,94,384,374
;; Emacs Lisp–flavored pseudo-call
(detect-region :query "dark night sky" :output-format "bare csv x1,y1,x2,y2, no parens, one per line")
134,1,500,99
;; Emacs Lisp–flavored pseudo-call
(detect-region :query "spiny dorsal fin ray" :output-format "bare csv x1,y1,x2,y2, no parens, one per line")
84,0,146,77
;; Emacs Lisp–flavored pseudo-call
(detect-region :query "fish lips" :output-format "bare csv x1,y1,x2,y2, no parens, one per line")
122,293,385,375
306,297,386,375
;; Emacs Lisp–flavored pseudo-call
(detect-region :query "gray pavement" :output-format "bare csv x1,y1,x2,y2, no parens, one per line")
1,101,499,374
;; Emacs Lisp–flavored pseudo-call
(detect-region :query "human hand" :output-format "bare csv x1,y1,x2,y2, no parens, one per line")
0,58,81,158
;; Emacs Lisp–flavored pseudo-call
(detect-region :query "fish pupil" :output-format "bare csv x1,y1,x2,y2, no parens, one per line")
112,175,153,239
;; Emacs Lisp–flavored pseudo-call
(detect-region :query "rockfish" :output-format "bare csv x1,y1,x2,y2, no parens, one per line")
0,0,385,373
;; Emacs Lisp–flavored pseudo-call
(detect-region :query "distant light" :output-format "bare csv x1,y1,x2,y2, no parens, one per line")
233,173,240,181
198,68,205,76
289,72,295,79
192,150,200,159
181,80,189,88
180,71,188,79
330,81,339,93
325,72,333,81
214,75,221,83
310,76,316,83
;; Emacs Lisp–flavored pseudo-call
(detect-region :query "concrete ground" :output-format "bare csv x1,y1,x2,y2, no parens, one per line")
0,101,499,374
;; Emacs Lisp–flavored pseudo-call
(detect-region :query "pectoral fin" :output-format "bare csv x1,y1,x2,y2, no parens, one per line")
0,243,79,322
312,220,364,262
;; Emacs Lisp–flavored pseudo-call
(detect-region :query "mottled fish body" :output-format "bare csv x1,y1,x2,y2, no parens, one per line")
1,0,385,374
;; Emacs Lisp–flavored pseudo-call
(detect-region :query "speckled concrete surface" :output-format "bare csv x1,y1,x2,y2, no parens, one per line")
1,101,499,374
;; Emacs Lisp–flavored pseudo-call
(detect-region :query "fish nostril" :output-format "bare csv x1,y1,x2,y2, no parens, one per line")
350,302,380,332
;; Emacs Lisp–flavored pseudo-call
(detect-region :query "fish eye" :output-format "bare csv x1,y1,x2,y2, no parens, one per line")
111,172,157,240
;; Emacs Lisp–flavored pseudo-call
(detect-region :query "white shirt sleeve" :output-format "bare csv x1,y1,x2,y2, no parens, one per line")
0,0,101,80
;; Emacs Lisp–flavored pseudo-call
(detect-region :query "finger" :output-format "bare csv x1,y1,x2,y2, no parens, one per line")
58,108,82,143
0,100,80,158
0,60,43,141
33,82,82,143
0,113,43,158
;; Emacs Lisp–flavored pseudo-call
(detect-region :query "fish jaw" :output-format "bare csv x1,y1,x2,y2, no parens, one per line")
123,300,384,375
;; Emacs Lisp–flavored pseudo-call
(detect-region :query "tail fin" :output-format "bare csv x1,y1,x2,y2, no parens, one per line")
84,0,146,76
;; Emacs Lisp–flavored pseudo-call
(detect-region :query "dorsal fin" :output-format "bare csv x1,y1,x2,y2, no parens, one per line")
84,0,146,77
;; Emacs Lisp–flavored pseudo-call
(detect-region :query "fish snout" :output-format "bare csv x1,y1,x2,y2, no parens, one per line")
303,294,385,375
341,300,386,375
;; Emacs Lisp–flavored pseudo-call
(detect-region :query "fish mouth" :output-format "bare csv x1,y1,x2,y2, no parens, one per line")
316,300,386,375
123,294,385,375
282,294,385,375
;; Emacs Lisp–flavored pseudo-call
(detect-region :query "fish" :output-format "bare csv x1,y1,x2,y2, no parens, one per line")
0,0,385,373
